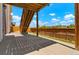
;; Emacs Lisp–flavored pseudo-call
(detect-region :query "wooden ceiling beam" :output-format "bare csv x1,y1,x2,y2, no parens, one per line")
22,10,35,32
20,9,29,32
6,3,48,11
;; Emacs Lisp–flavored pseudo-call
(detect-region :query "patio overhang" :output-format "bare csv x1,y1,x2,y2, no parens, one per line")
6,3,48,11
6,3,48,35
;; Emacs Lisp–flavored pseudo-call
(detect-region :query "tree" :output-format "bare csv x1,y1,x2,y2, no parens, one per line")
39,26,51,29
67,24,75,28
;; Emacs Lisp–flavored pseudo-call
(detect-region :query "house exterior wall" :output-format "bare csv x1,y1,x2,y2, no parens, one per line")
5,4,12,33
0,4,12,42
0,4,3,42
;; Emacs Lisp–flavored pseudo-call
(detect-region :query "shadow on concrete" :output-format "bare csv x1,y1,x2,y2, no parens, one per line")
0,34,57,55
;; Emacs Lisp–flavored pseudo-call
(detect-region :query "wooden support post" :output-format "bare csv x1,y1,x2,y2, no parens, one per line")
36,11,39,36
75,3,79,50
20,9,35,34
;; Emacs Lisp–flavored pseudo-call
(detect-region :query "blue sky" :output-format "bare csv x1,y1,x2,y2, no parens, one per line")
11,6,23,26
11,3,75,28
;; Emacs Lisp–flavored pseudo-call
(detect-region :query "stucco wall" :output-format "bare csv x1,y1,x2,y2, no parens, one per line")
0,4,3,42
0,4,12,42
5,4,11,33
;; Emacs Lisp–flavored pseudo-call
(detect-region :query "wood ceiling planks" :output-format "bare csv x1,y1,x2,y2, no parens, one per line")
7,3,48,11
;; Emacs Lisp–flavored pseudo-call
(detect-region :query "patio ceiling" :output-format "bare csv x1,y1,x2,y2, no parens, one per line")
6,3,48,11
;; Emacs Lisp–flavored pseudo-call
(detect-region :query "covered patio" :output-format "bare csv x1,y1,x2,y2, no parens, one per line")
1,3,79,55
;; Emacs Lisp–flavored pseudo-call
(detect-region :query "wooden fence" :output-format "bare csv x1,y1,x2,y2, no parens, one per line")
30,28,75,44
11,26,75,44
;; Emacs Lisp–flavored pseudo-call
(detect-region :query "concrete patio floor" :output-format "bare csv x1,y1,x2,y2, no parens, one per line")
27,43,79,55
0,32,56,55
0,32,79,55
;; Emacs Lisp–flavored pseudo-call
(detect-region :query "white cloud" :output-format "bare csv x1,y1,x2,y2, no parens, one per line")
30,20,48,27
60,14,75,25
11,13,21,20
12,15,21,20
11,12,13,16
11,13,21,26
52,18,59,22
64,14,75,20
32,20,36,25
49,13,56,16
67,20,74,23
43,22,48,25
34,15,36,18
39,21,48,26
29,20,36,28
60,20,74,26
60,21,70,25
